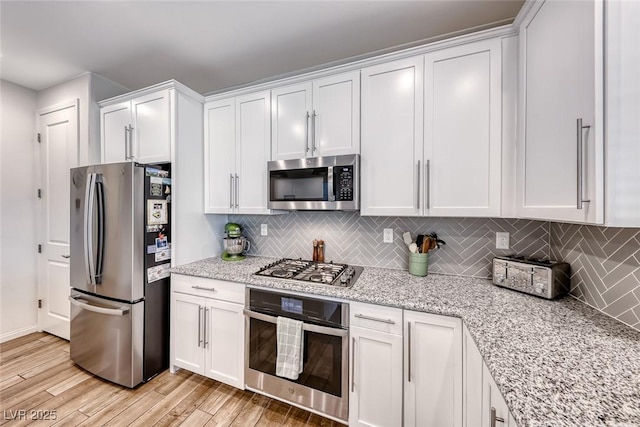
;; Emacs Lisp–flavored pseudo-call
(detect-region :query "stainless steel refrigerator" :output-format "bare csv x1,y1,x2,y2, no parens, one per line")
69,161,171,388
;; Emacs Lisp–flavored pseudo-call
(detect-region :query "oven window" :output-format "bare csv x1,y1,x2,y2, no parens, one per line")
270,168,328,201
248,318,342,397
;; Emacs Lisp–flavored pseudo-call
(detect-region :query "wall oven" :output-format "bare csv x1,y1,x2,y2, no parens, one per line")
244,288,349,422
267,154,359,211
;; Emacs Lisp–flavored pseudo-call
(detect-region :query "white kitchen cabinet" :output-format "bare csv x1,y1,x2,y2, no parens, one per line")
271,71,360,160
170,274,245,389
463,325,484,427
204,91,272,214
361,57,424,216
424,39,502,217
482,364,512,427
404,311,462,427
349,303,403,427
517,0,604,224
101,89,171,164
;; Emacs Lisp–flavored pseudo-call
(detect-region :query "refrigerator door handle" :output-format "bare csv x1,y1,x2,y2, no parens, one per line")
94,175,106,284
84,173,97,286
69,296,129,316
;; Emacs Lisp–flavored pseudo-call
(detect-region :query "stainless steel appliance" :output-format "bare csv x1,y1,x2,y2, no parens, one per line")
492,255,571,299
254,258,363,287
244,288,349,422
268,154,359,211
69,162,171,388
222,222,250,261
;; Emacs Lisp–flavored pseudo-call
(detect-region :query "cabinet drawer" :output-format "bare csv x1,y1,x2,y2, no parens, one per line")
350,302,403,335
171,274,244,304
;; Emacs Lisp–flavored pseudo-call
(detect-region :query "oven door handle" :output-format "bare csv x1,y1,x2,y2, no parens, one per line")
244,309,348,337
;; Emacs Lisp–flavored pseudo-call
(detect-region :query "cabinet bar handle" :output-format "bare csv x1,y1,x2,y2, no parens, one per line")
416,161,421,210
351,337,356,392
425,160,431,210
354,313,395,324
312,110,317,154
229,174,234,209
127,125,134,160
204,307,209,348
305,111,310,154
491,407,505,427
576,118,591,209
407,321,412,382
191,285,216,292
235,174,239,208
124,126,130,160
198,306,203,347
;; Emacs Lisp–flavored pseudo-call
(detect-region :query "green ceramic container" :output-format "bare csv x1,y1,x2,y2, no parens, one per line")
408,252,429,276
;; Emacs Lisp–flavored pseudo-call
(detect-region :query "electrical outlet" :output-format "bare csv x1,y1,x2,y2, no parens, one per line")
383,228,394,243
261,224,268,236
496,232,510,250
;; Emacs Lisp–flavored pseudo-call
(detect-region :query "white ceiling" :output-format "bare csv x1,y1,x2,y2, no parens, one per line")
0,1,524,94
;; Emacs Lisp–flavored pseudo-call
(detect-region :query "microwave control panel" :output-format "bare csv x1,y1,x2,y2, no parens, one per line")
334,166,354,201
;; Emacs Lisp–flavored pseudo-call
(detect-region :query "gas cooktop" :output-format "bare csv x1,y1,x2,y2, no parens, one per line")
254,258,363,287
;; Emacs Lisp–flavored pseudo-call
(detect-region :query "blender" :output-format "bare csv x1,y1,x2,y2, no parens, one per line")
222,222,250,261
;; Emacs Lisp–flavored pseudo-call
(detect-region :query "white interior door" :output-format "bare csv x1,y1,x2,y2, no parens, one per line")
37,100,79,340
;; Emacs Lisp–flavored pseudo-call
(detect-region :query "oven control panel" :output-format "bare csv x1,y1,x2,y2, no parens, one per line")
334,166,354,201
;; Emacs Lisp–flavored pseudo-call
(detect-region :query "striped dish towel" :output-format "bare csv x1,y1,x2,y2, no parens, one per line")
276,316,304,380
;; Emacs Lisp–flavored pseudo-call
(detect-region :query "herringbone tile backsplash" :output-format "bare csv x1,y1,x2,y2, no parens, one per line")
551,223,640,332
230,212,549,278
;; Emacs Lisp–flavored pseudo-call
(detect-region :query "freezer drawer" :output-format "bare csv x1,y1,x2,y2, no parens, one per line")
69,291,144,387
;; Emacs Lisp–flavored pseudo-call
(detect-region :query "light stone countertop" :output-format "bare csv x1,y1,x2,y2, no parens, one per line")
172,255,640,427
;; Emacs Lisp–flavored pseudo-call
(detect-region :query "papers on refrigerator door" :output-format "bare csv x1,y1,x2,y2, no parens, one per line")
147,200,168,225
147,263,171,283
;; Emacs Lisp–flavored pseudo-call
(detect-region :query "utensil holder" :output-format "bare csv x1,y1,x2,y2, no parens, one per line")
408,252,429,276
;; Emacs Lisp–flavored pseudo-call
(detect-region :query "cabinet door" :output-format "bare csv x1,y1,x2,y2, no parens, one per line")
236,91,271,214
481,364,511,427
271,82,313,160
131,89,171,164
463,326,483,427
204,98,236,213
101,101,131,164
170,292,205,375
405,311,462,427
361,57,424,216
518,0,604,223
312,71,360,157
204,299,244,389
349,325,403,427
424,39,502,217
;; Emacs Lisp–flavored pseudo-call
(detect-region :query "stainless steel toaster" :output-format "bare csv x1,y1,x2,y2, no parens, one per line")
492,256,571,299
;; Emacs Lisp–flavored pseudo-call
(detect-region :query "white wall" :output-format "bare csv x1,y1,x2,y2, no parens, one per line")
0,80,38,342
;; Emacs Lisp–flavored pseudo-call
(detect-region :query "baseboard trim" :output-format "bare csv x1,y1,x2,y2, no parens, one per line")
0,325,39,343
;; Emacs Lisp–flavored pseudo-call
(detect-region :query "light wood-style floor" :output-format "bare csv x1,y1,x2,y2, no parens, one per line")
0,333,345,427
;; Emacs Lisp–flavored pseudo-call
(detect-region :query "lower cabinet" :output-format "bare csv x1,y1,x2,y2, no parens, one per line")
349,303,403,427
463,326,515,427
170,274,245,389
404,311,463,427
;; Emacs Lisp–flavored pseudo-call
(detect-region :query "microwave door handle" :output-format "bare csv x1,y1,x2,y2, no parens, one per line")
243,309,348,337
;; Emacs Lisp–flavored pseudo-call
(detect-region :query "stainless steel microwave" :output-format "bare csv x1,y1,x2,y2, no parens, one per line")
267,154,359,211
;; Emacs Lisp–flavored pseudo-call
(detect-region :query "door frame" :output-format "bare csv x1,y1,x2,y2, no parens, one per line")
36,99,79,338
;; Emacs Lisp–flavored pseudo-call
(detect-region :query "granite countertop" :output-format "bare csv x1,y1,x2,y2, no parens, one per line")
172,256,640,426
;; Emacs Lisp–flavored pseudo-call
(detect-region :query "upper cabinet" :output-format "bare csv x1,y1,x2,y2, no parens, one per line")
101,89,171,164
361,57,424,216
361,39,503,217
517,0,604,224
424,39,502,217
271,71,360,160
205,91,272,214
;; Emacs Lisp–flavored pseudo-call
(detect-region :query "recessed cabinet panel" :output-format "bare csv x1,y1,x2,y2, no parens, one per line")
425,40,501,216
271,83,313,160
205,299,244,389
132,90,171,164
518,0,603,223
101,102,131,164
313,72,360,157
171,292,205,374
204,99,235,213
361,57,424,216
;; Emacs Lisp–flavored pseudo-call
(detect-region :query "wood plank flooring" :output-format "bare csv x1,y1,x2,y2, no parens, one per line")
0,333,345,427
